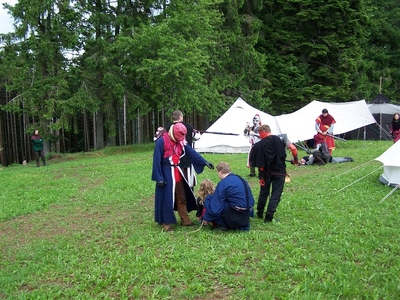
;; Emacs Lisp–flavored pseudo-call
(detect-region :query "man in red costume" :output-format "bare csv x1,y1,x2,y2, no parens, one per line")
315,108,336,155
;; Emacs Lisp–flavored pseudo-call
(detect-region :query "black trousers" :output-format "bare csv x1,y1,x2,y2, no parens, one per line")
257,174,285,221
34,150,46,166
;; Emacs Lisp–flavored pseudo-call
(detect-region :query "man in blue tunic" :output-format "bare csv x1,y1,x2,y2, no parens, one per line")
152,122,214,232
201,162,255,231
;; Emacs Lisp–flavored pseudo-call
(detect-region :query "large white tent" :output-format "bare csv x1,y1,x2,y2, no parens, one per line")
375,141,400,186
195,98,376,153
276,100,377,143
194,98,280,153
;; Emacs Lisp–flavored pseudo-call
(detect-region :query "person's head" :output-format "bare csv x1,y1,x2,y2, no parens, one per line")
172,110,184,122
153,127,165,141
198,179,215,204
301,155,309,165
216,161,231,179
322,108,328,117
393,113,399,121
252,114,261,127
258,124,271,139
168,123,187,143
34,130,39,135
192,129,201,141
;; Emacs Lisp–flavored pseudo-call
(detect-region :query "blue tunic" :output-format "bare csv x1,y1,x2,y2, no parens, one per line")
152,137,208,225
202,173,255,226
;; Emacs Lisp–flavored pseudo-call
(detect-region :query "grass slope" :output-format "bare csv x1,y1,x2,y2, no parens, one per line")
0,141,399,299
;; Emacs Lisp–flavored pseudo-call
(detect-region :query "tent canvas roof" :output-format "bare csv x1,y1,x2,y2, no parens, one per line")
275,100,376,143
370,93,391,104
368,103,400,115
194,98,280,153
375,141,400,186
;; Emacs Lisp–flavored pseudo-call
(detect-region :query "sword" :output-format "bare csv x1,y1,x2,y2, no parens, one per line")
326,133,347,142
201,131,240,136
295,141,312,154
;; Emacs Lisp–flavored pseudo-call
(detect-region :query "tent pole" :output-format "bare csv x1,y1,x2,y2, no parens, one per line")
363,126,366,141
375,122,392,140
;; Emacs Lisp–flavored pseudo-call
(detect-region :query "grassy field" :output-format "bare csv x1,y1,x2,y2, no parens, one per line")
0,140,399,299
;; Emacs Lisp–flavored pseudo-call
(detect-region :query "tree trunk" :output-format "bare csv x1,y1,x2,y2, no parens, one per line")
123,95,127,146
94,111,104,149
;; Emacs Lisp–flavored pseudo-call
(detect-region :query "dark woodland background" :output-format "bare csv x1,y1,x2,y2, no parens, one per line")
1,0,400,166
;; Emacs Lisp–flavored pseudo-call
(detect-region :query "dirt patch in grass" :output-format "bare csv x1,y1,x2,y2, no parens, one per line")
0,197,154,254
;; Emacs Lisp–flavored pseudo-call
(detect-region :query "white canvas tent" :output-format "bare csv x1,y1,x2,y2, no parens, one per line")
194,98,280,153
196,98,376,153
275,100,377,143
375,141,400,186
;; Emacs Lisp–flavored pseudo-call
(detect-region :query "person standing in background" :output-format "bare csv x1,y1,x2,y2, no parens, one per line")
315,108,336,155
390,113,400,143
31,130,46,167
244,114,262,177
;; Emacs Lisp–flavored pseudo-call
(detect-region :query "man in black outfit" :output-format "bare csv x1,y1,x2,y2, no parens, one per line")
250,125,288,223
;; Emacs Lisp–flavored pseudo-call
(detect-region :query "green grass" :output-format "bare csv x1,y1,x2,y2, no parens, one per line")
0,140,399,299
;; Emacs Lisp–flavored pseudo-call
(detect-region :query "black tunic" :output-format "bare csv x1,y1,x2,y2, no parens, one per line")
249,135,287,176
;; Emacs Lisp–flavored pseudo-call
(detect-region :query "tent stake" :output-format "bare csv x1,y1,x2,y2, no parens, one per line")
378,184,400,203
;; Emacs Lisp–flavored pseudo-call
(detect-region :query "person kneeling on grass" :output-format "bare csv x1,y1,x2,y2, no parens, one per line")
200,162,255,231
196,179,215,221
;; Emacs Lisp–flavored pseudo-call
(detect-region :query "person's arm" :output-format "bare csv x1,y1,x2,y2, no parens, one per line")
280,134,298,164
315,122,321,133
306,155,315,165
244,122,251,135
151,138,165,184
288,143,298,164
202,187,225,222
327,124,334,134
249,127,260,137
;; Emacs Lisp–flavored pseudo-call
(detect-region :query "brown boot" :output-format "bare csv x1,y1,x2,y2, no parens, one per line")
177,204,194,226
175,181,193,225
162,224,173,232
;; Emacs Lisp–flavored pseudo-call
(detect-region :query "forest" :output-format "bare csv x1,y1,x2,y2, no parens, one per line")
0,0,399,166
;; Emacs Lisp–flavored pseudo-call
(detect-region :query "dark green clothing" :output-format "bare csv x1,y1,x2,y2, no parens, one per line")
31,136,44,152
31,134,46,166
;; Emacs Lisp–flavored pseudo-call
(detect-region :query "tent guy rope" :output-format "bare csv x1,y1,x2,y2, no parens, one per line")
337,167,382,192
333,159,376,178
